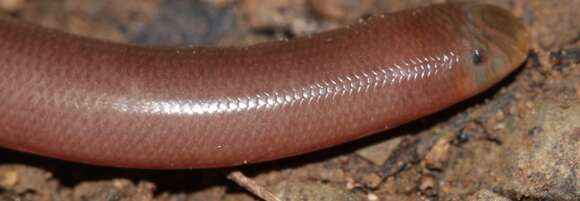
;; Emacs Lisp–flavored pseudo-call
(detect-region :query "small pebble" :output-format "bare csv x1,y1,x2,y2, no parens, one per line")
418,175,436,191
0,170,18,188
424,138,450,170
367,193,379,201
361,173,382,189
468,189,510,201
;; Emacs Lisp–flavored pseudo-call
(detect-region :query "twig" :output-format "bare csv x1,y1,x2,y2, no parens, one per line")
227,171,283,201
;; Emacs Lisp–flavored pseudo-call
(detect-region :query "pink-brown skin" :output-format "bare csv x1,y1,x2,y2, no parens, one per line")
0,3,528,169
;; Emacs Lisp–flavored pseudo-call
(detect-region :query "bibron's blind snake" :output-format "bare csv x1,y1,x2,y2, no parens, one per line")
0,2,529,169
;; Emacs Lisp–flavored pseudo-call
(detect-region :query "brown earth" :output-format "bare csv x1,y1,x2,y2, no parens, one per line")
0,0,578,201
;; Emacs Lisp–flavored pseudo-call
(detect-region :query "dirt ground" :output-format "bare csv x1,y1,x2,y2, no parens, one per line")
0,0,578,201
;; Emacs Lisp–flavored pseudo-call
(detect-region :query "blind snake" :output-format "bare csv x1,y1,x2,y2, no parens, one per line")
0,2,529,169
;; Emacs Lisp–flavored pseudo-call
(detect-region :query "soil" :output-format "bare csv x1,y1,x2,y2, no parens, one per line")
0,0,578,201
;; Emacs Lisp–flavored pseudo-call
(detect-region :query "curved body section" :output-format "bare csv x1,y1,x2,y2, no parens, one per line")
0,3,528,169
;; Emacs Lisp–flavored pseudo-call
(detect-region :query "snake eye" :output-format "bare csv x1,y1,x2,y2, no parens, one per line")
472,48,485,65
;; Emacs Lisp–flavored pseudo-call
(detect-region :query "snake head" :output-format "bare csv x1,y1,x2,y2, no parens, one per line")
461,3,530,91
